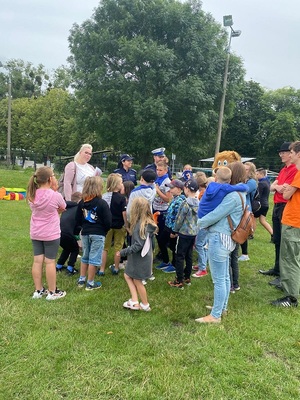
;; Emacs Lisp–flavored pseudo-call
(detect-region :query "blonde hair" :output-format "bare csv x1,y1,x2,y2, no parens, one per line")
156,160,168,170
106,173,123,192
82,176,103,201
129,197,158,238
74,143,93,162
216,167,232,183
244,162,257,181
27,166,53,203
71,191,82,203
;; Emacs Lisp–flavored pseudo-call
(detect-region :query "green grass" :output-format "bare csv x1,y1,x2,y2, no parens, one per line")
0,169,299,399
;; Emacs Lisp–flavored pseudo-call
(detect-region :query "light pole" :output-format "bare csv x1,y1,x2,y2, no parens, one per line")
214,16,241,156
0,61,12,166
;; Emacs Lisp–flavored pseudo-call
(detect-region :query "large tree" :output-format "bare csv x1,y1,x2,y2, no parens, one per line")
69,0,244,164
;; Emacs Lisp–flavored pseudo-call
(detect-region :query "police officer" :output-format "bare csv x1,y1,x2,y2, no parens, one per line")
144,147,172,179
114,154,137,185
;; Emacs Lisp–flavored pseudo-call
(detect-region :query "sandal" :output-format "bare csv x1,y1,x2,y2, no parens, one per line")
139,302,151,312
123,299,140,310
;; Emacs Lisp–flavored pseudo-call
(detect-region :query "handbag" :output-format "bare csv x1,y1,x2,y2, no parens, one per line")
227,193,255,244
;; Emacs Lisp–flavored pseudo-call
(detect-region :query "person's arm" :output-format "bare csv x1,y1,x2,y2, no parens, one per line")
64,162,76,201
282,184,297,200
155,185,172,203
74,202,83,235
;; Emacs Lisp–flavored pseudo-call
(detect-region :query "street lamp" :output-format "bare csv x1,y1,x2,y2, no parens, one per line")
0,62,12,166
214,16,241,156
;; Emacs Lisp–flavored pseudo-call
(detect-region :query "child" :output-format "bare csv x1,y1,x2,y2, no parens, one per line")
116,197,158,311
75,176,112,290
27,166,67,300
126,169,157,222
56,191,82,275
100,173,128,275
153,160,172,263
155,179,185,273
168,179,200,289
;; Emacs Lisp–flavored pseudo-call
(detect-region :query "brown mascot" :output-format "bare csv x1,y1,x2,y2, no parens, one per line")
212,150,241,172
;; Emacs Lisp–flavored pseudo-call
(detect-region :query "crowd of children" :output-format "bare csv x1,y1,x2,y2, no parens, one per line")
27,151,276,319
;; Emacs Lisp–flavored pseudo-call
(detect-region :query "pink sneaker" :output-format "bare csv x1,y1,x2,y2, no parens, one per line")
192,265,199,271
192,270,208,278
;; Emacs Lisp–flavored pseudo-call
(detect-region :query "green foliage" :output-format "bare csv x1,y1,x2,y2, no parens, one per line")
69,0,245,165
1,169,300,399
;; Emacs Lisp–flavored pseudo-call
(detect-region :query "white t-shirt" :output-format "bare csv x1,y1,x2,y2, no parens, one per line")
75,162,95,193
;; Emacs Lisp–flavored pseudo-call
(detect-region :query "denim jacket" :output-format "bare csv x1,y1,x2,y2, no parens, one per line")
198,191,245,236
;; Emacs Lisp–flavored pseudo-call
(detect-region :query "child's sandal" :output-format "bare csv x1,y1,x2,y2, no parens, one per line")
123,299,140,310
139,302,151,312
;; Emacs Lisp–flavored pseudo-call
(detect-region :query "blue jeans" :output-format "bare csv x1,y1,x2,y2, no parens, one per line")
194,228,208,271
207,232,231,318
81,234,105,267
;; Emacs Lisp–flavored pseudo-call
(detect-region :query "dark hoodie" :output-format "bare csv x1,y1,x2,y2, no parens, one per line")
198,182,248,218
74,197,112,236
60,201,79,236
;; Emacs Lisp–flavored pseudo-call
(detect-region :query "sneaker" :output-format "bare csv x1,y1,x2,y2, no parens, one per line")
163,265,176,273
148,274,156,281
192,265,199,271
270,296,298,307
96,270,105,276
238,255,250,261
77,278,86,288
85,281,102,290
109,264,119,275
46,289,66,301
56,265,66,272
119,261,126,270
234,285,241,291
184,278,191,286
142,280,147,285
192,270,208,278
66,267,78,276
123,299,140,310
168,280,184,289
32,287,48,299
140,302,151,312
155,262,171,270
230,287,236,294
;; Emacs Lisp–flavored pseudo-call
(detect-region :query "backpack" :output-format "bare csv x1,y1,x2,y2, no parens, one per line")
251,187,261,217
227,193,255,244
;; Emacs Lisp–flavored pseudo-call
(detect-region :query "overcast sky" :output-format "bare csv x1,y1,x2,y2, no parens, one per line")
1,0,299,90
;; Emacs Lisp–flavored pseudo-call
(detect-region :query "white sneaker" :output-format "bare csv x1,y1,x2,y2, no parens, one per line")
142,280,147,285
32,287,48,299
238,255,250,261
148,274,155,281
46,289,66,301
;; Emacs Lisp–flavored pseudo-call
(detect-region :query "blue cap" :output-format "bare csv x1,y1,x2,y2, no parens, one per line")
120,154,134,162
151,147,165,156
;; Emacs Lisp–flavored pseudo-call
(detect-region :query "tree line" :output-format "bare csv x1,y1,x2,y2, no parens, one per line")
0,0,299,172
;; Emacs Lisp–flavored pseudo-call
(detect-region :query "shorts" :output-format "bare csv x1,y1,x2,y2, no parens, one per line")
255,206,269,218
81,234,105,267
32,239,60,259
104,227,126,252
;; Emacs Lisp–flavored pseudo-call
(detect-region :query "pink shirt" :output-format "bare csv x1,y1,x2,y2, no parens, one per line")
29,189,66,241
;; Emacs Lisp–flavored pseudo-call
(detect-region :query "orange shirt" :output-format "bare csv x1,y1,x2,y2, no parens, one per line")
282,170,300,228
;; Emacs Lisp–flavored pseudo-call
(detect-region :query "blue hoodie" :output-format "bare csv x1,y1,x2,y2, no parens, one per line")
198,182,248,218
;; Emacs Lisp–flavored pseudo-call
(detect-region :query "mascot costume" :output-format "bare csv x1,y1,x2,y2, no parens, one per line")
212,150,241,172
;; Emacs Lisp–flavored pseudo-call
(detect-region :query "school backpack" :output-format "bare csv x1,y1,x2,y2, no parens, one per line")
227,192,255,244
251,187,261,217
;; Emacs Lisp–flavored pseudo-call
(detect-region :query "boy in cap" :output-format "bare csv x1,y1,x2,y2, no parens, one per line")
168,179,199,289
155,179,186,273
114,154,137,185
126,169,157,223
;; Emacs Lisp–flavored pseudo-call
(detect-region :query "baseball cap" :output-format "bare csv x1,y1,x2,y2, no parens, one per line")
184,179,199,192
120,154,134,162
165,179,184,189
141,169,157,183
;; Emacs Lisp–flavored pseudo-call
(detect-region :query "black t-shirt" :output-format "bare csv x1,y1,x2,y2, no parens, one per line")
109,192,127,229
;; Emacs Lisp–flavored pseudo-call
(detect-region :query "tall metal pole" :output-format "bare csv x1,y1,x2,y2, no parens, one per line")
7,76,12,166
214,32,232,157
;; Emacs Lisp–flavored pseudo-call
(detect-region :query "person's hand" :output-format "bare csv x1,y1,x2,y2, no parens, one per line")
170,233,178,239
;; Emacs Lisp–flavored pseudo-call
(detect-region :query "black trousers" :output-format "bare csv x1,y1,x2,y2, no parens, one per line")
272,203,286,275
57,233,79,267
175,235,195,282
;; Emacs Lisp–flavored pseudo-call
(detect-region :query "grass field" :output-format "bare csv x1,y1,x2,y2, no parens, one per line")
0,168,299,399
